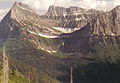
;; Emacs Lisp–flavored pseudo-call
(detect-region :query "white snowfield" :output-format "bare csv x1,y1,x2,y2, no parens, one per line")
52,27,80,33
38,33,58,38
41,47,57,53
75,18,82,21
28,30,58,38
28,26,81,38
111,33,115,36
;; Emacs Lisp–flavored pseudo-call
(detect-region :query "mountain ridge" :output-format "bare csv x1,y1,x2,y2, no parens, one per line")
0,2,120,83
0,2,120,53
0,2,60,53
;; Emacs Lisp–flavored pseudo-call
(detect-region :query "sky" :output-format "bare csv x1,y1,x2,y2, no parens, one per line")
0,0,120,20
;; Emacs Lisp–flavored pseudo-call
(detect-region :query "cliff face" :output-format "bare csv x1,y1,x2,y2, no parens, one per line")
42,6,103,29
0,2,120,53
69,5,120,37
0,2,61,53
1,2,120,83
59,6,120,52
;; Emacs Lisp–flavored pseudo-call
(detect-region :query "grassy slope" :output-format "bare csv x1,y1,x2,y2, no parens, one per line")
0,38,61,83
9,71,31,83
0,66,31,83
73,43,120,83
1,38,120,83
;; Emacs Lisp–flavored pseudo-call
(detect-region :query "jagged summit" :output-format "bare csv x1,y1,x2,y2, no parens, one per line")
113,5,120,10
46,5,86,16
0,2,120,53
65,5,120,38
12,2,33,11
0,2,61,52
10,2,37,21
111,5,120,15
43,5,103,30
46,5,103,17
0,2,38,24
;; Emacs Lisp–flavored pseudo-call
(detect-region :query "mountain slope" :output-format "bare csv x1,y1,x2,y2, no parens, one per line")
42,5,103,30
1,2,120,83
0,2,61,53
0,46,33,83
69,5,120,37
59,5,120,52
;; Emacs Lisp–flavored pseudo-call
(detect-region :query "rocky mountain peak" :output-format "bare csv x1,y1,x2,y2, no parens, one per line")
111,5,120,16
68,6,85,13
47,5,66,16
10,2,36,21
11,2,34,12
46,5,103,17
113,5,120,10
68,5,120,38
46,5,86,16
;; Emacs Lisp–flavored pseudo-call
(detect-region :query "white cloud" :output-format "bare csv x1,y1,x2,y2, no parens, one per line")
17,0,120,11
20,0,55,10
0,0,120,20
0,8,10,21
53,0,120,11
114,0,120,7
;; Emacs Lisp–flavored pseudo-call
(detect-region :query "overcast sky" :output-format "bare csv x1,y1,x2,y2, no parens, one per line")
0,0,120,20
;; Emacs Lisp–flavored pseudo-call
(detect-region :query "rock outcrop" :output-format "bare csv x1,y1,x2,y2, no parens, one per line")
42,6,103,29
0,2,120,53
59,5,120,52
0,2,60,53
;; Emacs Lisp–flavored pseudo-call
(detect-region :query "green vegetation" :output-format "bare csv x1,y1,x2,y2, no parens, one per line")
0,38,61,83
9,71,31,83
1,37,120,83
38,36,55,46
0,69,32,83
0,58,32,83
73,43,120,83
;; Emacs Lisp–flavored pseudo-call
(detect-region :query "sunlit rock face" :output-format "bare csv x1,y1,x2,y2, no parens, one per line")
42,5,103,30
59,5,120,52
0,2,120,53
0,2,60,53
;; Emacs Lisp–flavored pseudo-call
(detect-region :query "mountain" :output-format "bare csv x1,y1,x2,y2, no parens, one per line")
0,2,104,53
0,2,62,53
72,5,120,36
0,2,84,83
42,5,103,30
59,5,120,52
0,2,65,82
1,2,120,83
0,50,32,83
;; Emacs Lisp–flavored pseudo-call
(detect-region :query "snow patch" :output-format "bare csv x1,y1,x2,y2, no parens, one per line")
103,34,105,36
111,33,115,36
53,27,73,33
75,18,81,21
46,50,51,53
52,27,80,33
46,50,57,53
41,47,57,53
28,30,58,38
38,33,58,38
63,12,67,17
52,50,57,53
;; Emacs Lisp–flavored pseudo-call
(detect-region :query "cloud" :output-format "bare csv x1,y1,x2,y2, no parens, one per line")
0,0,120,21
0,7,10,21
20,0,55,10
18,0,120,11
53,0,120,11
